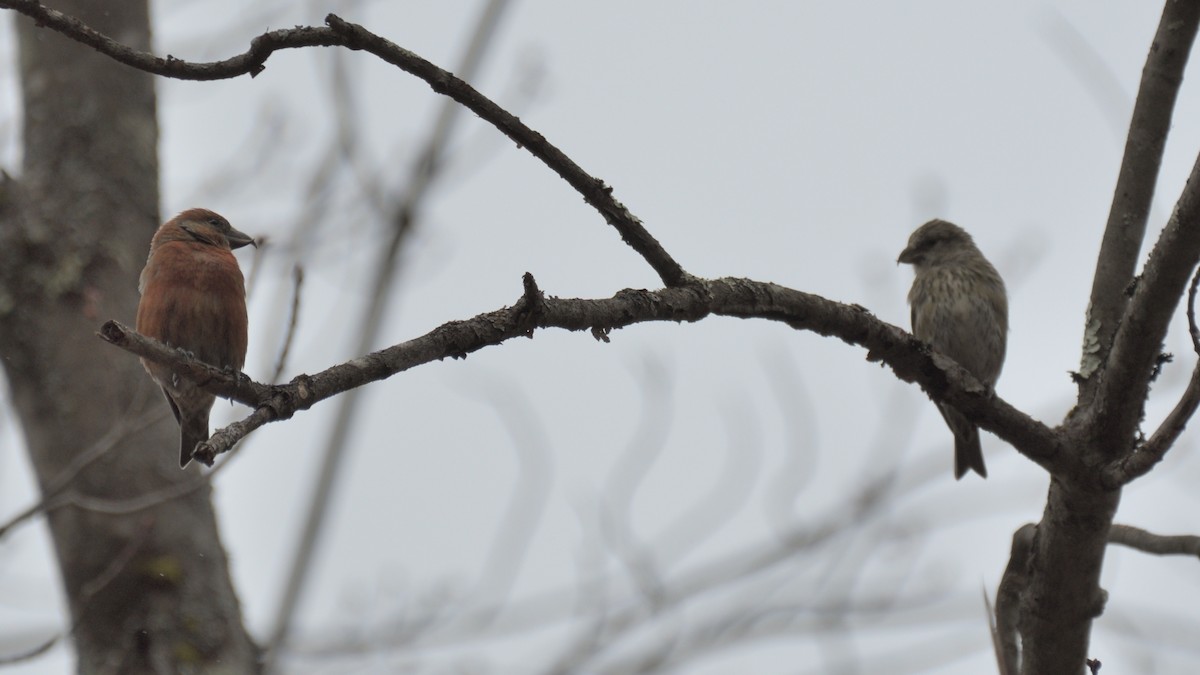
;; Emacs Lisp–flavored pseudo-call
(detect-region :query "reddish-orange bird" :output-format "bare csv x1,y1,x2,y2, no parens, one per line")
136,208,254,467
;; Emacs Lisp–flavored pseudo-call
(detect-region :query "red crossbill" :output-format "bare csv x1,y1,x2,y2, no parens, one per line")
136,209,254,468
898,219,1008,479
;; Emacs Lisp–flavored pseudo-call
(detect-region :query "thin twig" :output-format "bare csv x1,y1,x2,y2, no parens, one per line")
49,458,231,516
270,265,304,384
1109,523,1200,557
1102,265,1200,486
0,634,60,666
1189,264,1200,355
263,2,520,670
0,518,155,666
0,402,163,541
453,373,555,625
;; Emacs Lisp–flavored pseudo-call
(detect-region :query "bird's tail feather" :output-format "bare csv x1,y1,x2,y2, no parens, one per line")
954,426,987,480
180,419,210,468
938,404,988,480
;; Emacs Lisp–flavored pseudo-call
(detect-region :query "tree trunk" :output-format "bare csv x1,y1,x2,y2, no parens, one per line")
0,2,257,671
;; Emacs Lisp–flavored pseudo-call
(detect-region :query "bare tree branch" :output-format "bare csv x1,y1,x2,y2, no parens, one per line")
1091,149,1200,456
311,466,936,670
19,5,1185,673
1105,361,1200,485
1015,6,1200,674
1078,0,1200,391
0,0,342,79
0,1,687,287
453,372,556,623
0,517,154,666
1109,524,1200,558
1103,264,1200,485
995,523,1034,674
269,264,304,385
96,321,271,409
0,633,59,667
1,0,259,668
984,587,1013,675
0,403,162,541
99,273,1060,475
264,2,520,667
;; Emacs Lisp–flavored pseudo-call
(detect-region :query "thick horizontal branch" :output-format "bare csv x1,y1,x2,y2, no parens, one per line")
0,1,686,287
100,274,1060,470
704,281,1062,469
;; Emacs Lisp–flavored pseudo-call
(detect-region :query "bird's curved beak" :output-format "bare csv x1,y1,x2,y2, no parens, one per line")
227,227,257,250
897,247,915,265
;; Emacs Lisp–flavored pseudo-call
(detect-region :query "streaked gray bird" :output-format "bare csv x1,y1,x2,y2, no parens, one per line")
898,219,1008,479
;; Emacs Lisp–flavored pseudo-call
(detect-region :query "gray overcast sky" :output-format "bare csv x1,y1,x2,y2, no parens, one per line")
2,2,1199,673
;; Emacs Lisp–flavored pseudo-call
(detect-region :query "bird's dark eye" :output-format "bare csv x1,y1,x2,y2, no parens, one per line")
208,218,223,228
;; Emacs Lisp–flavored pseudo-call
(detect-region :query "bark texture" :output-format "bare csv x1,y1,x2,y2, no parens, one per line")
0,2,257,672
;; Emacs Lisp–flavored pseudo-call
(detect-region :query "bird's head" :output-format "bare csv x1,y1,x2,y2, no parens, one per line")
897,219,977,268
160,208,256,251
